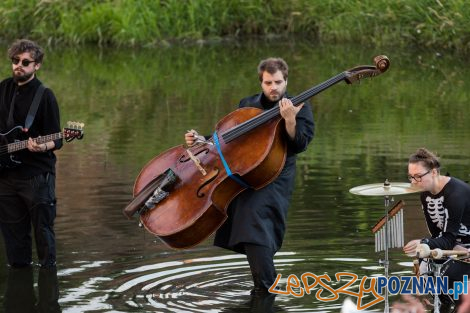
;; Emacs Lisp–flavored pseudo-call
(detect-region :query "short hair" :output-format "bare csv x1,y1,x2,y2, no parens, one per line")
7,39,44,63
257,57,288,82
409,147,441,170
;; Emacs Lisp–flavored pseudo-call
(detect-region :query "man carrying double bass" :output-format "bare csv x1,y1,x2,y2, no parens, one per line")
185,57,314,294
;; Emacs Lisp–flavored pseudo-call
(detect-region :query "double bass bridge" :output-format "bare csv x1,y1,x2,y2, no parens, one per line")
185,148,207,176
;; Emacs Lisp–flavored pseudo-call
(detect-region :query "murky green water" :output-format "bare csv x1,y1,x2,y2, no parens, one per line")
1,40,470,312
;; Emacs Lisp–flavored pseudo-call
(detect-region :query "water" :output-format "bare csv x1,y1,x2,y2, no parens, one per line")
1,40,470,312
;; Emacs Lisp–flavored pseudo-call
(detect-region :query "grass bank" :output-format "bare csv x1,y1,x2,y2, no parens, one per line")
1,0,469,53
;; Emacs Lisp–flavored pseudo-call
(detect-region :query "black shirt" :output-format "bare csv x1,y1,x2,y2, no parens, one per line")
421,177,470,249
0,76,62,178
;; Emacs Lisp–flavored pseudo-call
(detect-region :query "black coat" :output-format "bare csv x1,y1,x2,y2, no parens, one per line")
214,92,315,254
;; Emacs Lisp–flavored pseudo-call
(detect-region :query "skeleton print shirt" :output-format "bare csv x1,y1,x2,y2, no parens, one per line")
420,177,470,250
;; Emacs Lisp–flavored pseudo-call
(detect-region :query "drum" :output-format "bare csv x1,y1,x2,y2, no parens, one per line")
429,258,470,310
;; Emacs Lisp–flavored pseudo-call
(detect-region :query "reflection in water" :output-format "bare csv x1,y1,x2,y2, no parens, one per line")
220,293,280,313
112,253,297,312
3,267,60,313
1,41,470,311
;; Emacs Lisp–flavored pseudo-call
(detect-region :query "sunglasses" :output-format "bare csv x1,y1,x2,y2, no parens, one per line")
11,58,36,67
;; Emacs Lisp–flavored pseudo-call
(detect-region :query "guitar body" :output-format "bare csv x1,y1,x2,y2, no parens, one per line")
0,127,23,171
0,153,22,170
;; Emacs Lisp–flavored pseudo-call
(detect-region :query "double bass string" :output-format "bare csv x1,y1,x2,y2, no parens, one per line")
290,72,347,106
221,72,347,143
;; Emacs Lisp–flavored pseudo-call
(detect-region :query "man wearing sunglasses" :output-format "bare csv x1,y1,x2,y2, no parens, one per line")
403,147,470,311
0,39,62,269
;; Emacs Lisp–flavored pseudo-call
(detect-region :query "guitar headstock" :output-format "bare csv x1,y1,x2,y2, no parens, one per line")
344,55,390,84
63,121,85,142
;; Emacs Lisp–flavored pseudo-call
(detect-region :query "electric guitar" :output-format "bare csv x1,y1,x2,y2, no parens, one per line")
0,121,85,171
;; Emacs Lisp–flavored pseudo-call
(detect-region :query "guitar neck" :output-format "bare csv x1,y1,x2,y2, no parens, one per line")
7,132,63,153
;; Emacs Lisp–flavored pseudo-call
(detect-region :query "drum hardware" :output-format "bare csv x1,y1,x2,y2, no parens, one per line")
430,262,444,313
350,179,423,313
413,245,446,313
413,243,470,313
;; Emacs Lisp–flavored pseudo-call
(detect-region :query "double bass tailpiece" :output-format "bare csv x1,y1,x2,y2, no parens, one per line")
123,168,177,219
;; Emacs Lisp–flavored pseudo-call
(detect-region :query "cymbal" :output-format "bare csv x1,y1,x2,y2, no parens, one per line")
349,182,423,196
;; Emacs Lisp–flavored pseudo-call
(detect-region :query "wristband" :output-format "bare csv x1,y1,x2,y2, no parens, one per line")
420,238,430,245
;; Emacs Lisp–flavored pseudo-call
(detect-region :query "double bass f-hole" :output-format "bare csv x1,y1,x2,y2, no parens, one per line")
197,167,220,198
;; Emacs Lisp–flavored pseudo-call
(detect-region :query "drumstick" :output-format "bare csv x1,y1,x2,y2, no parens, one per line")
431,248,470,259
416,243,470,259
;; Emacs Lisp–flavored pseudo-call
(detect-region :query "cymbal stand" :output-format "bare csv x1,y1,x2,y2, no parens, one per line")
378,192,392,313
431,262,443,313
349,179,417,313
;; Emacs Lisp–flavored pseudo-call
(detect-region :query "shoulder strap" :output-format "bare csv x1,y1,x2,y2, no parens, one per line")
24,84,46,130
6,86,18,129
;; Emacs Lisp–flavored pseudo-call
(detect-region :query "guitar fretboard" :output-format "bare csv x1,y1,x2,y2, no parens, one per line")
7,132,63,154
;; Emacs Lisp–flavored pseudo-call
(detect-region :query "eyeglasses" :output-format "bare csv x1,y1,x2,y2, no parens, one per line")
407,170,431,182
11,58,36,67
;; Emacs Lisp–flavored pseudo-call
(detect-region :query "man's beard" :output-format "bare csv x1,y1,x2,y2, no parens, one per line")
13,70,34,83
266,92,282,102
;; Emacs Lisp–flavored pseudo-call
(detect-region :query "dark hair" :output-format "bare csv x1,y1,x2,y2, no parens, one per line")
257,57,288,82
409,147,441,170
7,39,44,63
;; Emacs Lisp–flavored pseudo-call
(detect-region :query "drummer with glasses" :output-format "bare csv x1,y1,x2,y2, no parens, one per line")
403,147,470,310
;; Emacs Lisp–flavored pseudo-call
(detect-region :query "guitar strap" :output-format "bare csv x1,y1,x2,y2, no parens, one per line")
6,86,18,129
24,84,46,130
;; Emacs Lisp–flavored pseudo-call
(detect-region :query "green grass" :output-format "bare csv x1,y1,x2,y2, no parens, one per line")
1,0,470,53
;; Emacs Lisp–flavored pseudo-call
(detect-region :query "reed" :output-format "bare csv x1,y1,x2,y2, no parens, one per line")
1,0,469,53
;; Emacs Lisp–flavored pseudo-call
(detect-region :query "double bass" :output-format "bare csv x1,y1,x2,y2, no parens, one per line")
123,55,390,249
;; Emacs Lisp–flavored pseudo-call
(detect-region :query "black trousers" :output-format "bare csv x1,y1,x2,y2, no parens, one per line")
245,243,277,290
3,266,60,313
0,172,57,267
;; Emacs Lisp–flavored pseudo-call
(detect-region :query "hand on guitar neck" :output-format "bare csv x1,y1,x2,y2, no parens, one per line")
27,137,54,153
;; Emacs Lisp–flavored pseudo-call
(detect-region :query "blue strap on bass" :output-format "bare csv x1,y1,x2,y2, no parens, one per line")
213,131,252,189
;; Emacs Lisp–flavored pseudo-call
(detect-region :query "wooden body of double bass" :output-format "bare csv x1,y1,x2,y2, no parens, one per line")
134,108,286,249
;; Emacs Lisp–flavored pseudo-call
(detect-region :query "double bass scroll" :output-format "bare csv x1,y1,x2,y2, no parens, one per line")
123,55,391,249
